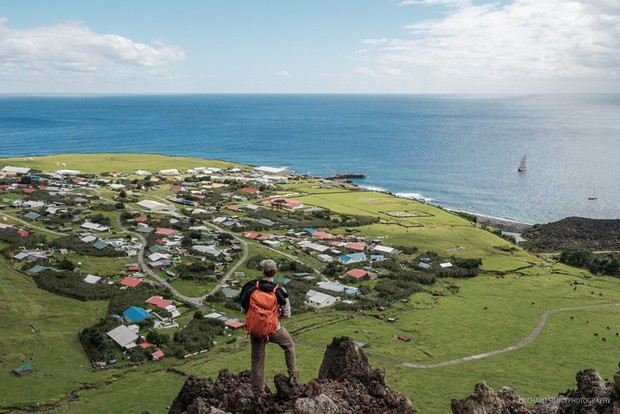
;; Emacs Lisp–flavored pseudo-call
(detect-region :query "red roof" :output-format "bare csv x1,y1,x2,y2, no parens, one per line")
346,242,366,251
120,277,142,288
23,188,35,194
312,231,333,240
135,216,148,222
170,184,183,190
151,350,165,360
139,342,153,349
240,187,258,194
227,205,240,211
243,231,259,239
71,178,82,183
155,227,177,236
346,269,370,279
38,186,48,191
17,183,27,188
226,321,246,329
146,295,173,309
192,194,205,199
17,230,29,237
155,238,167,245
396,335,411,342
128,266,140,272
257,234,269,241
0,185,9,190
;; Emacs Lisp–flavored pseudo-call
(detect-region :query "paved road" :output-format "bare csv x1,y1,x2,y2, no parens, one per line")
358,302,620,369
0,211,66,236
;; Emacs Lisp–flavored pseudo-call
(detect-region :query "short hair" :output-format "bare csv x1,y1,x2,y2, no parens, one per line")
260,259,278,277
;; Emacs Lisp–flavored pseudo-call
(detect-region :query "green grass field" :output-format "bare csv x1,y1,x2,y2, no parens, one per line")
0,153,242,175
0,259,111,407
2,154,620,413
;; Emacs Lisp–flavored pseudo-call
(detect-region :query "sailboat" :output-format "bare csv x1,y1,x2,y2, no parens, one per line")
588,187,598,200
517,154,527,172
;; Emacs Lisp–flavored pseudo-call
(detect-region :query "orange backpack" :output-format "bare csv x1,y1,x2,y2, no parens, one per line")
246,281,279,341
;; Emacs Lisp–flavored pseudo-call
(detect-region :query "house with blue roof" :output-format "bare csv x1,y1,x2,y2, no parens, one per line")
303,228,316,234
123,306,151,323
338,253,367,265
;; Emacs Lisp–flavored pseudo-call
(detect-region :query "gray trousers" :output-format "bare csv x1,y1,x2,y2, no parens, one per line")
250,326,297,395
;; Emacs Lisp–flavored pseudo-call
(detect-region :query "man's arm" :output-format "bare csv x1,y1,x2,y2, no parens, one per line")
277,286,291,318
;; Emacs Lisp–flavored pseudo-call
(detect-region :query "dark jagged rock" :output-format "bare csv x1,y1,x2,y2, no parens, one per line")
169,337,416,414
452,368,620,414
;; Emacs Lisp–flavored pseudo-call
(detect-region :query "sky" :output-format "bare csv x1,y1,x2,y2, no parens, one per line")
0,0,619,94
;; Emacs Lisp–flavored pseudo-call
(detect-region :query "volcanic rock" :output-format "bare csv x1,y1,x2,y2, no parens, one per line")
168,337,416,414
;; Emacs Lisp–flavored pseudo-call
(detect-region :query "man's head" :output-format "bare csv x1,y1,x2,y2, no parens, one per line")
260,259,278,279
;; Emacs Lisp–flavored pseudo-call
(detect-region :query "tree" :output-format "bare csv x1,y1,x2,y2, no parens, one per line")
58,257,76,271
560,248,593,267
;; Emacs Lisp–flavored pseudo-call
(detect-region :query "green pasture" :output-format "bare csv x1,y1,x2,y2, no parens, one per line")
0,258,110,407
0,153,241,175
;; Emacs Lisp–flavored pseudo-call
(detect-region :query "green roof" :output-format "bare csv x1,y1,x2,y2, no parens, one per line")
92,240,109,250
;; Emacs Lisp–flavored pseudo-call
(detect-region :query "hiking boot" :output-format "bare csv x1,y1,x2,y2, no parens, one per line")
288,373,299,386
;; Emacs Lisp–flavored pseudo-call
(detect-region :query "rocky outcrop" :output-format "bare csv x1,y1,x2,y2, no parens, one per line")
452,368,620,414
169,336,416,414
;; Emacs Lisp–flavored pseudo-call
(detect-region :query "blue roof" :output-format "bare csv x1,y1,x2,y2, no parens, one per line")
344,287,360,295
123,306,151,322
370,255,385,260
339,253,366,262
304,228,316,233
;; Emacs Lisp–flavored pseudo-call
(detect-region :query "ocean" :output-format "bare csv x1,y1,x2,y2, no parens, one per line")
0,94,618,224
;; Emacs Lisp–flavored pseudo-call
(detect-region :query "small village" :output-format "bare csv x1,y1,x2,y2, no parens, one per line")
0,162,480,370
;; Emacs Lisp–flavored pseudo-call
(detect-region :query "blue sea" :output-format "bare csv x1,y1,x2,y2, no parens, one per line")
1,94,619,224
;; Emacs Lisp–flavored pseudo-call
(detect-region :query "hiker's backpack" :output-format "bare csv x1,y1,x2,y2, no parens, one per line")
246,281,279,341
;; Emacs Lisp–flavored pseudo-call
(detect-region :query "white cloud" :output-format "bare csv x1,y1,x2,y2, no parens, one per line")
361,0,620,87
399,0,470,6
355,65,403,78
275,70,291,77
0,17,185,80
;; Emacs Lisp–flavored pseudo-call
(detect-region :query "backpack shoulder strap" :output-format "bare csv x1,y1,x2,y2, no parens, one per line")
272,284,279,293
255,280,259,289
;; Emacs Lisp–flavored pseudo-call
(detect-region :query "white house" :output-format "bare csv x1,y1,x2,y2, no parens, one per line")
158,169,180,176
306,290,337,309
135,169,151,176
193,245,222,257
106,325,139,349
317,254,334,263
55,169,80,175
1,166,31,175
137,200,169,212
254,166,293,177
81,222,110,232
372,245,398,255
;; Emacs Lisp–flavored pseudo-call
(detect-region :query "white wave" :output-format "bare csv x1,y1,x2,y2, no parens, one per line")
359,185,389,193
395,192,434,203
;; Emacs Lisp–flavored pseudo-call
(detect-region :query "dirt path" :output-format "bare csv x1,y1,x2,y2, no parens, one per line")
366,303,620,369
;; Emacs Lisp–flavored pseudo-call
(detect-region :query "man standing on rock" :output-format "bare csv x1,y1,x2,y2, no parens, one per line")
240,259,298,398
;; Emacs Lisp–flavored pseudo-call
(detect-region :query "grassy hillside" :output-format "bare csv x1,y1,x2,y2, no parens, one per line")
1,154,619,413
0,153,240,175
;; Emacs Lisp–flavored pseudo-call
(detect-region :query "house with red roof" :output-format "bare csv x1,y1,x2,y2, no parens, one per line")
146,295,173,309
135,216,148,223
23,188,35,194
17,230,29,237
346,242,366,251
312,231,334,240
139,342,153,349
155,227,178,236
151,350,165,361
243,231,259,239
120,277,142,288
127,265,140,272
227,205,240,211
225,320,246,330
346,268,374,281
240,187,259,195
170,184,184,191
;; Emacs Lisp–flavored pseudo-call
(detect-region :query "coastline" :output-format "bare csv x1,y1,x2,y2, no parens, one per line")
357,185,536,231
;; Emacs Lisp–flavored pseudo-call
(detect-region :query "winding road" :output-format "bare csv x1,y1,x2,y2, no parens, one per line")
358,302,620,369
